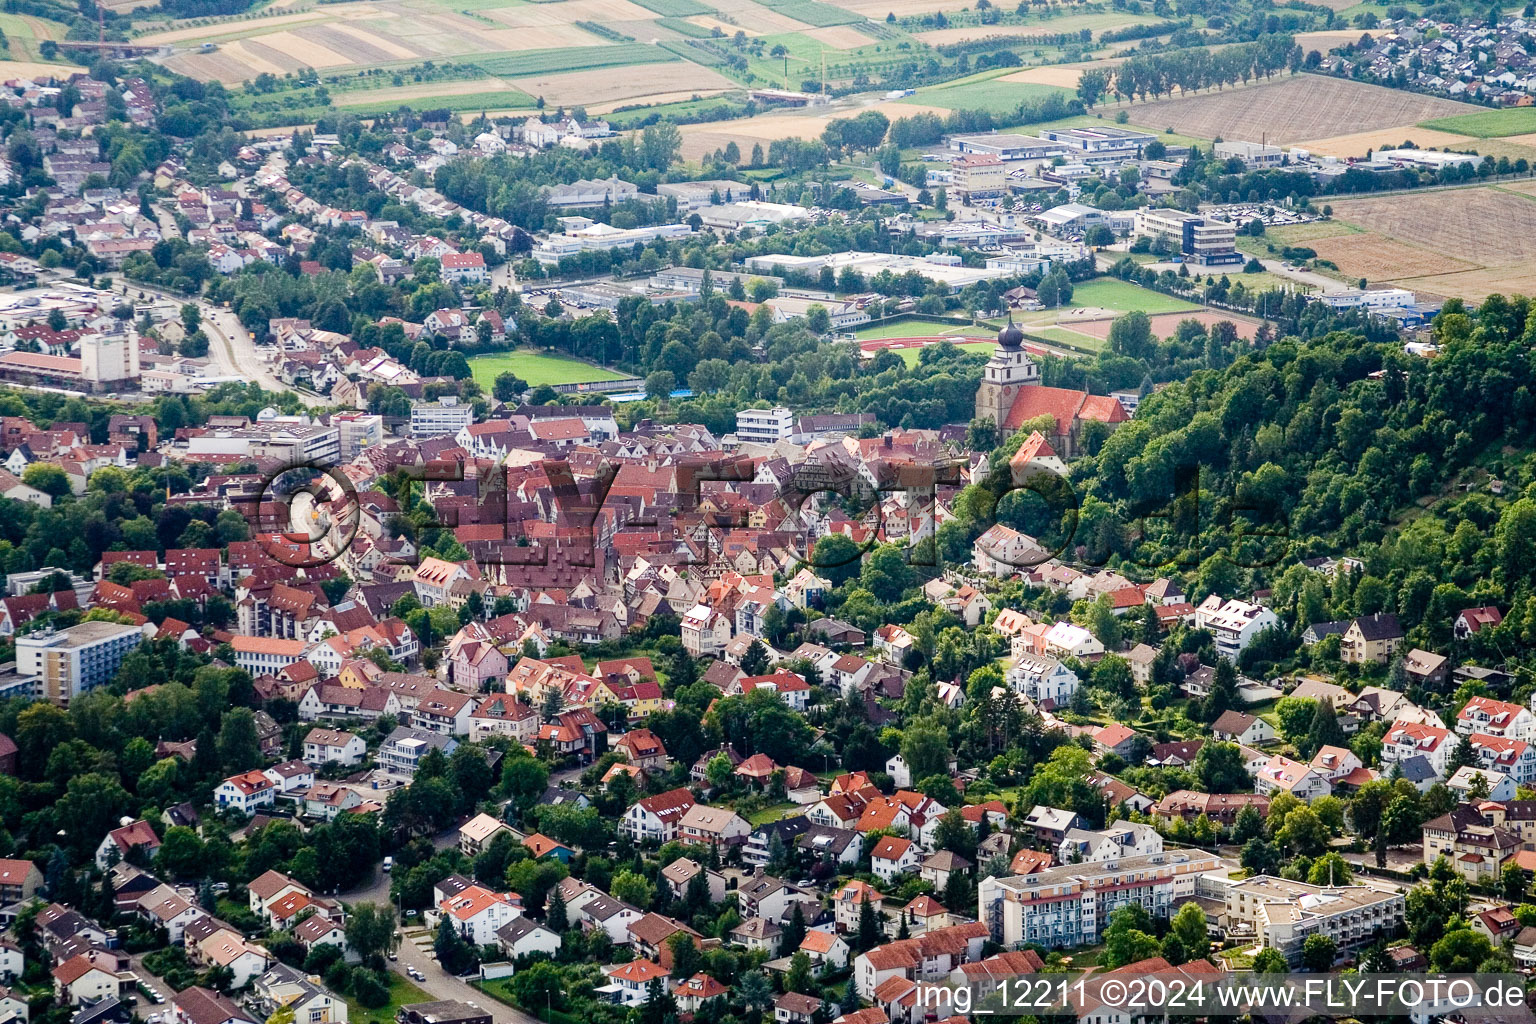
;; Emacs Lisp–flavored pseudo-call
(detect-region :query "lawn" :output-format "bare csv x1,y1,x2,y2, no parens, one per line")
891,340,995,365
337,90,537,116
1420,107,1536,138
348,970,433,1024
854,317,992,340
1068,278,1200,314
467,350,632,389
744,801,800,825
1029,326,1103,352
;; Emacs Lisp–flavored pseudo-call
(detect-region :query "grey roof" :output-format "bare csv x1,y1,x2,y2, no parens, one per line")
1396,755,1440,783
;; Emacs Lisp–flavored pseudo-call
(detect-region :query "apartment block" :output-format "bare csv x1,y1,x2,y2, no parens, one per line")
1221,875,1404,966
17,620,144,703
977,849,1222,948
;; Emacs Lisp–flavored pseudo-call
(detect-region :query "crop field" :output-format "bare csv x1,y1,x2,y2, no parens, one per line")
516,61,736,107
630,0,713,15
898,76,1071,116
912,10,1159,44
468,350,631,389
755,0,865,26
1122,75,1478,145
1323,185,1536,301
470,43,677,77
1420,106,1536,138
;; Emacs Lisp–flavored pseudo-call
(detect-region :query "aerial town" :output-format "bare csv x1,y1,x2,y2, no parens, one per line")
2,0,1536,1023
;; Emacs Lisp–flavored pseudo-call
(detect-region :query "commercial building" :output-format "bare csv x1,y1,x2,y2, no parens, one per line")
333,413,383,459
17,620,144,703
946,133,1069,161
736,407,796,445
697,201,812,231
1134,209,1241,266
951,155,1007,200
531,218,693,264
742,251,1008,293
1213,141,1286,169
977,849,1223,948
410,396,475,439
1037,126,1155,164
648,267,784,295
1220,875,1404,965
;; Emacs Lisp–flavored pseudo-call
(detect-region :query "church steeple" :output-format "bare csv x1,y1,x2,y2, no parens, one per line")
974,314,1040,434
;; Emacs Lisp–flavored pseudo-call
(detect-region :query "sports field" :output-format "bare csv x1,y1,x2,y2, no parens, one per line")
468,350,632,389
1066,279,1200,315
891,340,994,365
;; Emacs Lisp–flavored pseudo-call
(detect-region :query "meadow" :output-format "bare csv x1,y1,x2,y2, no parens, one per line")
468,350,632,389
1420,106,1536,138
1067,278,1200,314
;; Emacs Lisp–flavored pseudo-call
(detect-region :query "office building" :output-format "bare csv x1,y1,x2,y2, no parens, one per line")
1134,208,1242,266
735,407,796,445
410,396,475,439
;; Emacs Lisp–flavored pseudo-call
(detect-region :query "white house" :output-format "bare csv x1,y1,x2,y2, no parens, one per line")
1254,755,1332,802
1382,723,1453,777
870,836,921,883
1195,596,1280,659
621,788,696,844
301,728,366,767
436,885,522,946
1457,697,1536,743
214,770,278,814
1008,654,1079,708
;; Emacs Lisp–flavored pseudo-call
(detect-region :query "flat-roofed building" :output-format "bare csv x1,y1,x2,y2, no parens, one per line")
17,620,144,704
1223,874,1404,965
977,849,1223,948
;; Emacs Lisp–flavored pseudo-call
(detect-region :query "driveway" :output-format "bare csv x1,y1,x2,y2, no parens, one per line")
128,951,176,1008
392,929,542,1024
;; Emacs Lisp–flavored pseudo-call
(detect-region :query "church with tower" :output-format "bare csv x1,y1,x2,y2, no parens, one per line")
974,318,1128,458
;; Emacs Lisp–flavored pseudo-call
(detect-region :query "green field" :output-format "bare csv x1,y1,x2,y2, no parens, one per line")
1029,326,1104,351
469,350,632,389
757,0,866,25
1068,278,1200,314
902,78,1071,117
630,0,714,15
340,89,536,115
470,44,678,77
889,340,995,365
855,318,992,340
1420,107,1536,138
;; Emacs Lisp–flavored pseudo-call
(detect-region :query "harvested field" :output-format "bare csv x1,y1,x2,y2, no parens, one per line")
137,9,330,44
490,0,659,26
1292,29,1363,50
1002,61,1123,88
704,3,816,32
1330,187,1536,267
1295,125,1479,158
1068,309,1263,341
0,58,82,78
1124,76,1478,145
1308,233,1477,282
516,60,734,105
307,23,419,61
803,24,874,46
1395,266,1536,303
253,29,354,67
679,99,950,158
837,0,979,14
631,0,713,14
687,13,761,32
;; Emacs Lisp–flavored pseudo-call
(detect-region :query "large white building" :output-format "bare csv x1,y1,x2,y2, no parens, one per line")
1219,875,1404,966
1195,596,1280,659
1134,208,1241,266
735,407,796,445
977,849,1223,948
410,396,475,439
17,620,144,704
742,251,1009,293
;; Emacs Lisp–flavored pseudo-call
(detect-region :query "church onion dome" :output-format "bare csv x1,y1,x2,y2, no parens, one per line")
997,318,1024,349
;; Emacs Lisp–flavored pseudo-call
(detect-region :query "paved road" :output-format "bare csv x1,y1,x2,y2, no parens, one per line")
1255,256,1351,295
129,951,176,1008
392,928,543,1024
107,277,329,407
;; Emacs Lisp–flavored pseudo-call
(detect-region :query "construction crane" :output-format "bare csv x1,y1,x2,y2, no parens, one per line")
776,46,827,94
